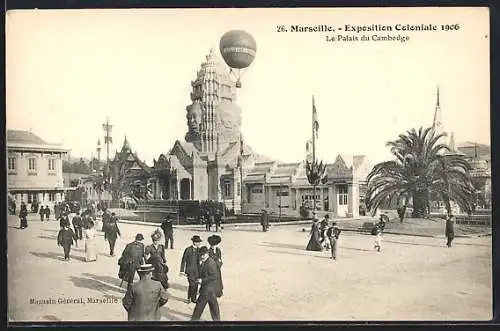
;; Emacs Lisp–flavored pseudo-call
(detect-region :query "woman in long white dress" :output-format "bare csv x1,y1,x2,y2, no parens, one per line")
84,221,98,262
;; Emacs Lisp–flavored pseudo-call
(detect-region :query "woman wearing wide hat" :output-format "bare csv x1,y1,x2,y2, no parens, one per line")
208,235,223,298
145,229,169,289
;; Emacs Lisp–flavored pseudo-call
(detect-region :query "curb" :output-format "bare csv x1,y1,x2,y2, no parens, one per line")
112,218,488,238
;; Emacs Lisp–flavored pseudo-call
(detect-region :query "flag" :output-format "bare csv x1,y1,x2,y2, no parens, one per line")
306,139,313,162
312,95,319,139
306,139,312,153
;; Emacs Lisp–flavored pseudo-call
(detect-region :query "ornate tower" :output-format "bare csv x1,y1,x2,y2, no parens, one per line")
185,48,242,158
432,86,445,135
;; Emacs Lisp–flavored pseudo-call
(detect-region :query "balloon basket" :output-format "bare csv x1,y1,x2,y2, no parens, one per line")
236,80,242,88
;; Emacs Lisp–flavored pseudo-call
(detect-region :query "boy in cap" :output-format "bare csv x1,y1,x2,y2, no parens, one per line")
191,246,221,321
326,221,342,260
122,263,169,321
180,235,202,303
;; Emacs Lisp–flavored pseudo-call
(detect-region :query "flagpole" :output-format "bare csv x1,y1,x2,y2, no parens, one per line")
240,134,244,215
312,95,316,217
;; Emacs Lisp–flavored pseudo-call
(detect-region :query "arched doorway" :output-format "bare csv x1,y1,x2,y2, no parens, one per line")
180,178,191,200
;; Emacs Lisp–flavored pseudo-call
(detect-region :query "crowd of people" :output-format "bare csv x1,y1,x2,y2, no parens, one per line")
14,198,458,322
117,218,224,321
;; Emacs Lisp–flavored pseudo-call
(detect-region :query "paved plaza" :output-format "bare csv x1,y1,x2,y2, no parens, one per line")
8,214,492,322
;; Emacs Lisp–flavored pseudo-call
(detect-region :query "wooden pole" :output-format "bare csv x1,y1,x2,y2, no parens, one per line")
312,96,316,217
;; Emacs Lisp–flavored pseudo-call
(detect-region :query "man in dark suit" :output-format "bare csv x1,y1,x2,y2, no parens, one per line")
119,233,146,289
122,263,168,321
161,216,174,249
180,235,202,303
105,214,121,256
445,215,455,247
191,246,221,321
72,212,84,240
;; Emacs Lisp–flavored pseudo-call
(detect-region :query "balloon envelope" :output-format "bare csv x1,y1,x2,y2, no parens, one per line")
219,30,257,69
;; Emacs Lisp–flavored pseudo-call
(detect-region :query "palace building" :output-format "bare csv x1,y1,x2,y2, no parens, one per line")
7,130,70,210
140,49,370,217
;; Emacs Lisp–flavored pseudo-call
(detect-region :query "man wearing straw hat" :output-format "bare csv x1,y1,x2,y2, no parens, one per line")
180,235,202,303
122,263,168,321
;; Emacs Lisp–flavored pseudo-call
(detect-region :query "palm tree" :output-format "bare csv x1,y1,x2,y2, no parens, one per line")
306,160,328,212
366,127,475,219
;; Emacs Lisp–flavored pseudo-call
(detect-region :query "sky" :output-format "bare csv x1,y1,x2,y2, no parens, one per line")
6,7,490,166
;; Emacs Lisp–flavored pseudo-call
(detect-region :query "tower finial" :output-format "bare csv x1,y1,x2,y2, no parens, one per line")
437,85,440,107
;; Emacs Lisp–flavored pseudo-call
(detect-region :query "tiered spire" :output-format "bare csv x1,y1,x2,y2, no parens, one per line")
432,86,445,135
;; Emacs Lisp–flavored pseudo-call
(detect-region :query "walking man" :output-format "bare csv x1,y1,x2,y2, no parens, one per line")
72,212,84,240
260,210,270,232
39,206,45,222
191,246,221,321
445,215,455,247
57,224,78,261
160,216,174,249
45,205,51,221
122,264,169,321
180,235,202,303
105,215,121,256
19,202,28,229
119,234,146,290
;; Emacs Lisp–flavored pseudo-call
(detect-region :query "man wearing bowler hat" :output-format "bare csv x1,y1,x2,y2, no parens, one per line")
191,246,221,321
161,215,174,249
119,233,146,290
122,263,169,321
180,235,202,303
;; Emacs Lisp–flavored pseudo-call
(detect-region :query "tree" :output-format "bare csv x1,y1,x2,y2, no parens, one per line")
366,127,476,219
306,160,328,212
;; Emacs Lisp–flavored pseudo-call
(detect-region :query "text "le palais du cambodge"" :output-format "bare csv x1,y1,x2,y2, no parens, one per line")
276,23,461,43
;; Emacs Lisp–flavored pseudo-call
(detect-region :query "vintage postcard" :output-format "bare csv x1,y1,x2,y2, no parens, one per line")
6,7,491,322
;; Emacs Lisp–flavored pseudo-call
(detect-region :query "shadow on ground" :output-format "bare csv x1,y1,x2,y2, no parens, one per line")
30,251,86,262
260,242,305,250
38,235,57,240
161,307,193,321
265,249,330,259
168,282,188,292
68,275,126,294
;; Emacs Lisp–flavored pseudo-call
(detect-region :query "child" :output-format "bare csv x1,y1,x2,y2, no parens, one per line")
374,225,383,252
326,222,341,260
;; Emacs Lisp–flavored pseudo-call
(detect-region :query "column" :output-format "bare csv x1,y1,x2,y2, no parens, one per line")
319,187,324,211
329,185,337,216
295,188,301,210
176,179,181,200
347,183,359,218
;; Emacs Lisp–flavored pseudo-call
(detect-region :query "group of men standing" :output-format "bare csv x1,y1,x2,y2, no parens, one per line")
117,216,224,322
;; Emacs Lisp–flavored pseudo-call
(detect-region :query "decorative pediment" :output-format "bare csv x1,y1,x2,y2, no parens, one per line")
154,154,171,170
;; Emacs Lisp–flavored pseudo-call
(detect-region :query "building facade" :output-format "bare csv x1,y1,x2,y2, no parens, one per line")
7,130,70,210
144,49,369,217
430,87,491,213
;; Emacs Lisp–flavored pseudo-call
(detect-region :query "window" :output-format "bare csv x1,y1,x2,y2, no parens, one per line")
224,182,231,197
276,190,289,196
49,193,55,201
28,158,37,172
251,187,263,194
338,185,348,205
27,193,37,203
48,159,55,171
8,157,16,171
